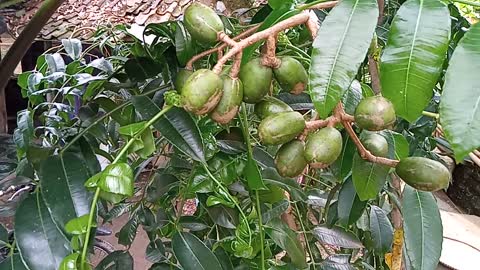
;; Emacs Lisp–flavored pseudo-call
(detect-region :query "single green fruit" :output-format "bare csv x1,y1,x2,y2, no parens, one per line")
275,140,307,177
258,185,286,204
239,58,273,103
254,96,293,119
273,57,308,95
182,69,223,115
305,127,343,168
184,2,224,44
395,157,450,191
211,76,244,124
174,69,193,94
258,111,305,145
354,96,396,131
361,133,388,157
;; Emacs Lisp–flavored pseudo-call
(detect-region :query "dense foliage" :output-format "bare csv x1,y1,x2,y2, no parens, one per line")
1,0,479,270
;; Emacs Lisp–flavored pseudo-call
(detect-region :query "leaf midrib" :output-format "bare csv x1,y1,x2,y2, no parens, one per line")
60,156,80,217
36,193,56,268
415,191,426,270
402,0,424,117
178,233,206,270
322,0,360,114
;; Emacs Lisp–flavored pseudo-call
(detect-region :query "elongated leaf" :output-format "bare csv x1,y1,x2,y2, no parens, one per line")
206,205,238,229
337,177,367,226
312,225,363,249
403,185,443,270
0,254,28,270
132,96,205,162
380,0,450,122
352,153,390,201
146,239,166,263
214,248,233,270
266,218,307,269
309,0,378,118
95,251,133,270
440,22,480,161
369,205,393,253
118,215,140,246
175,22,194,67
277,93,313,111
333,134,355,181
41,153,93,230
262,199,289,224
172,232,222,270
45,53,66,73
262,168,306,201
15,192,70,270
245,155,267,190
62,39,82,60
380,130,410,160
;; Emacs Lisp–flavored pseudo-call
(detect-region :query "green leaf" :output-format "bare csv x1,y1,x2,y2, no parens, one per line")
276,93,313,111
132,96,205,162
175,21,195,67
41,153,93,230
95,251,133,270
65,214,94,235
333,134,355,181
245,155,267,190
118,215,140,246
403,185,443,270
0,224,8,248
14,109,34,158
262,199,289,224
440,22,480,161
369,205,393,253
15,192,71,270
172,232,223,270
58,253,80,270
119,122,147,136
352,153,390,201
262,168,306,201
62,39,82,60
268,0,294,9
0,254,29,270
379,130,410,160
45,53,66,73
337,177,367,227
146,239,167,263
88,58,114,75
380,0,450,122
342,80,363,115
206,205,238,229
309,0,378,118
214,248,233,270
266,218,307,269
312,225,363,249
98,163,134,196
124,57,162,82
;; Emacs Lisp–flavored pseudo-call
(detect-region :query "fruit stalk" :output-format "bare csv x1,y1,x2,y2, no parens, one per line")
262,35,281,68
185,25,260,70
213,13,312,73
230,52,243,78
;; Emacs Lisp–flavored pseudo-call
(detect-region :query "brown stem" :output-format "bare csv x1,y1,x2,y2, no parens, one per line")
368,56,381,94
306,10,320,40
213,13,311,72
261,35,281,68
229,52,243,78
390,173,404,270
185,25,260,70
218,32,238,47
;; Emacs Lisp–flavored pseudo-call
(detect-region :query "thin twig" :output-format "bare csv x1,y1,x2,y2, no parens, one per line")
229,52,243,78
261,35,281,68
368,56,381,94
185,25,260,70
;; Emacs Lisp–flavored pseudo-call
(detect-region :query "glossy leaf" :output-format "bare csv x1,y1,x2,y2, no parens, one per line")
175,21,194,67
262,168,306,201
58,253,80,270
88,58,114,75
0,254,29,270
380,0,450,122
65,214,92,235
276,92,313,111
312,225,363,249
333,134,355,181
45,53,66,73
266,218,307,269
352,153,390,201
380,130,410,160
262,199,289,224
337,177,367,226
320,254,356,270
132,96,205,162
403,185,443,270
118,215,140,246
214,248,233,270
244,155,267,190
369,205,393,253
62,39,82,60
206,205,238,229
146,239,166,263
98,163,134,196
309,0,378,118
440,22,480,161
15,192,71,270
41,153,93,230
342,80,363,115
172,232,223,270
95,251,133,270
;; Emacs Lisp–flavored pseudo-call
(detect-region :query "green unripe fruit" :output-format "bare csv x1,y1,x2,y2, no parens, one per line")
258,111,305,145
239,58,273,103
354,96,396,131
275,140,308,177
211,76,244,124
273,57,308,95
182,69,223,115
361,133,388,157
184,2,224,44
305,127,343,168
395,157,450,191
254,96,293,119
174,69,193,94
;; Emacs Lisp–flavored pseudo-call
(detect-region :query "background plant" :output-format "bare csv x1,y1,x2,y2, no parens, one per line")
0,0,479,269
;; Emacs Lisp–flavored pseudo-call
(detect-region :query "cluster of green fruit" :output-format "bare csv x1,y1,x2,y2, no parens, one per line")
177,3,450,193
